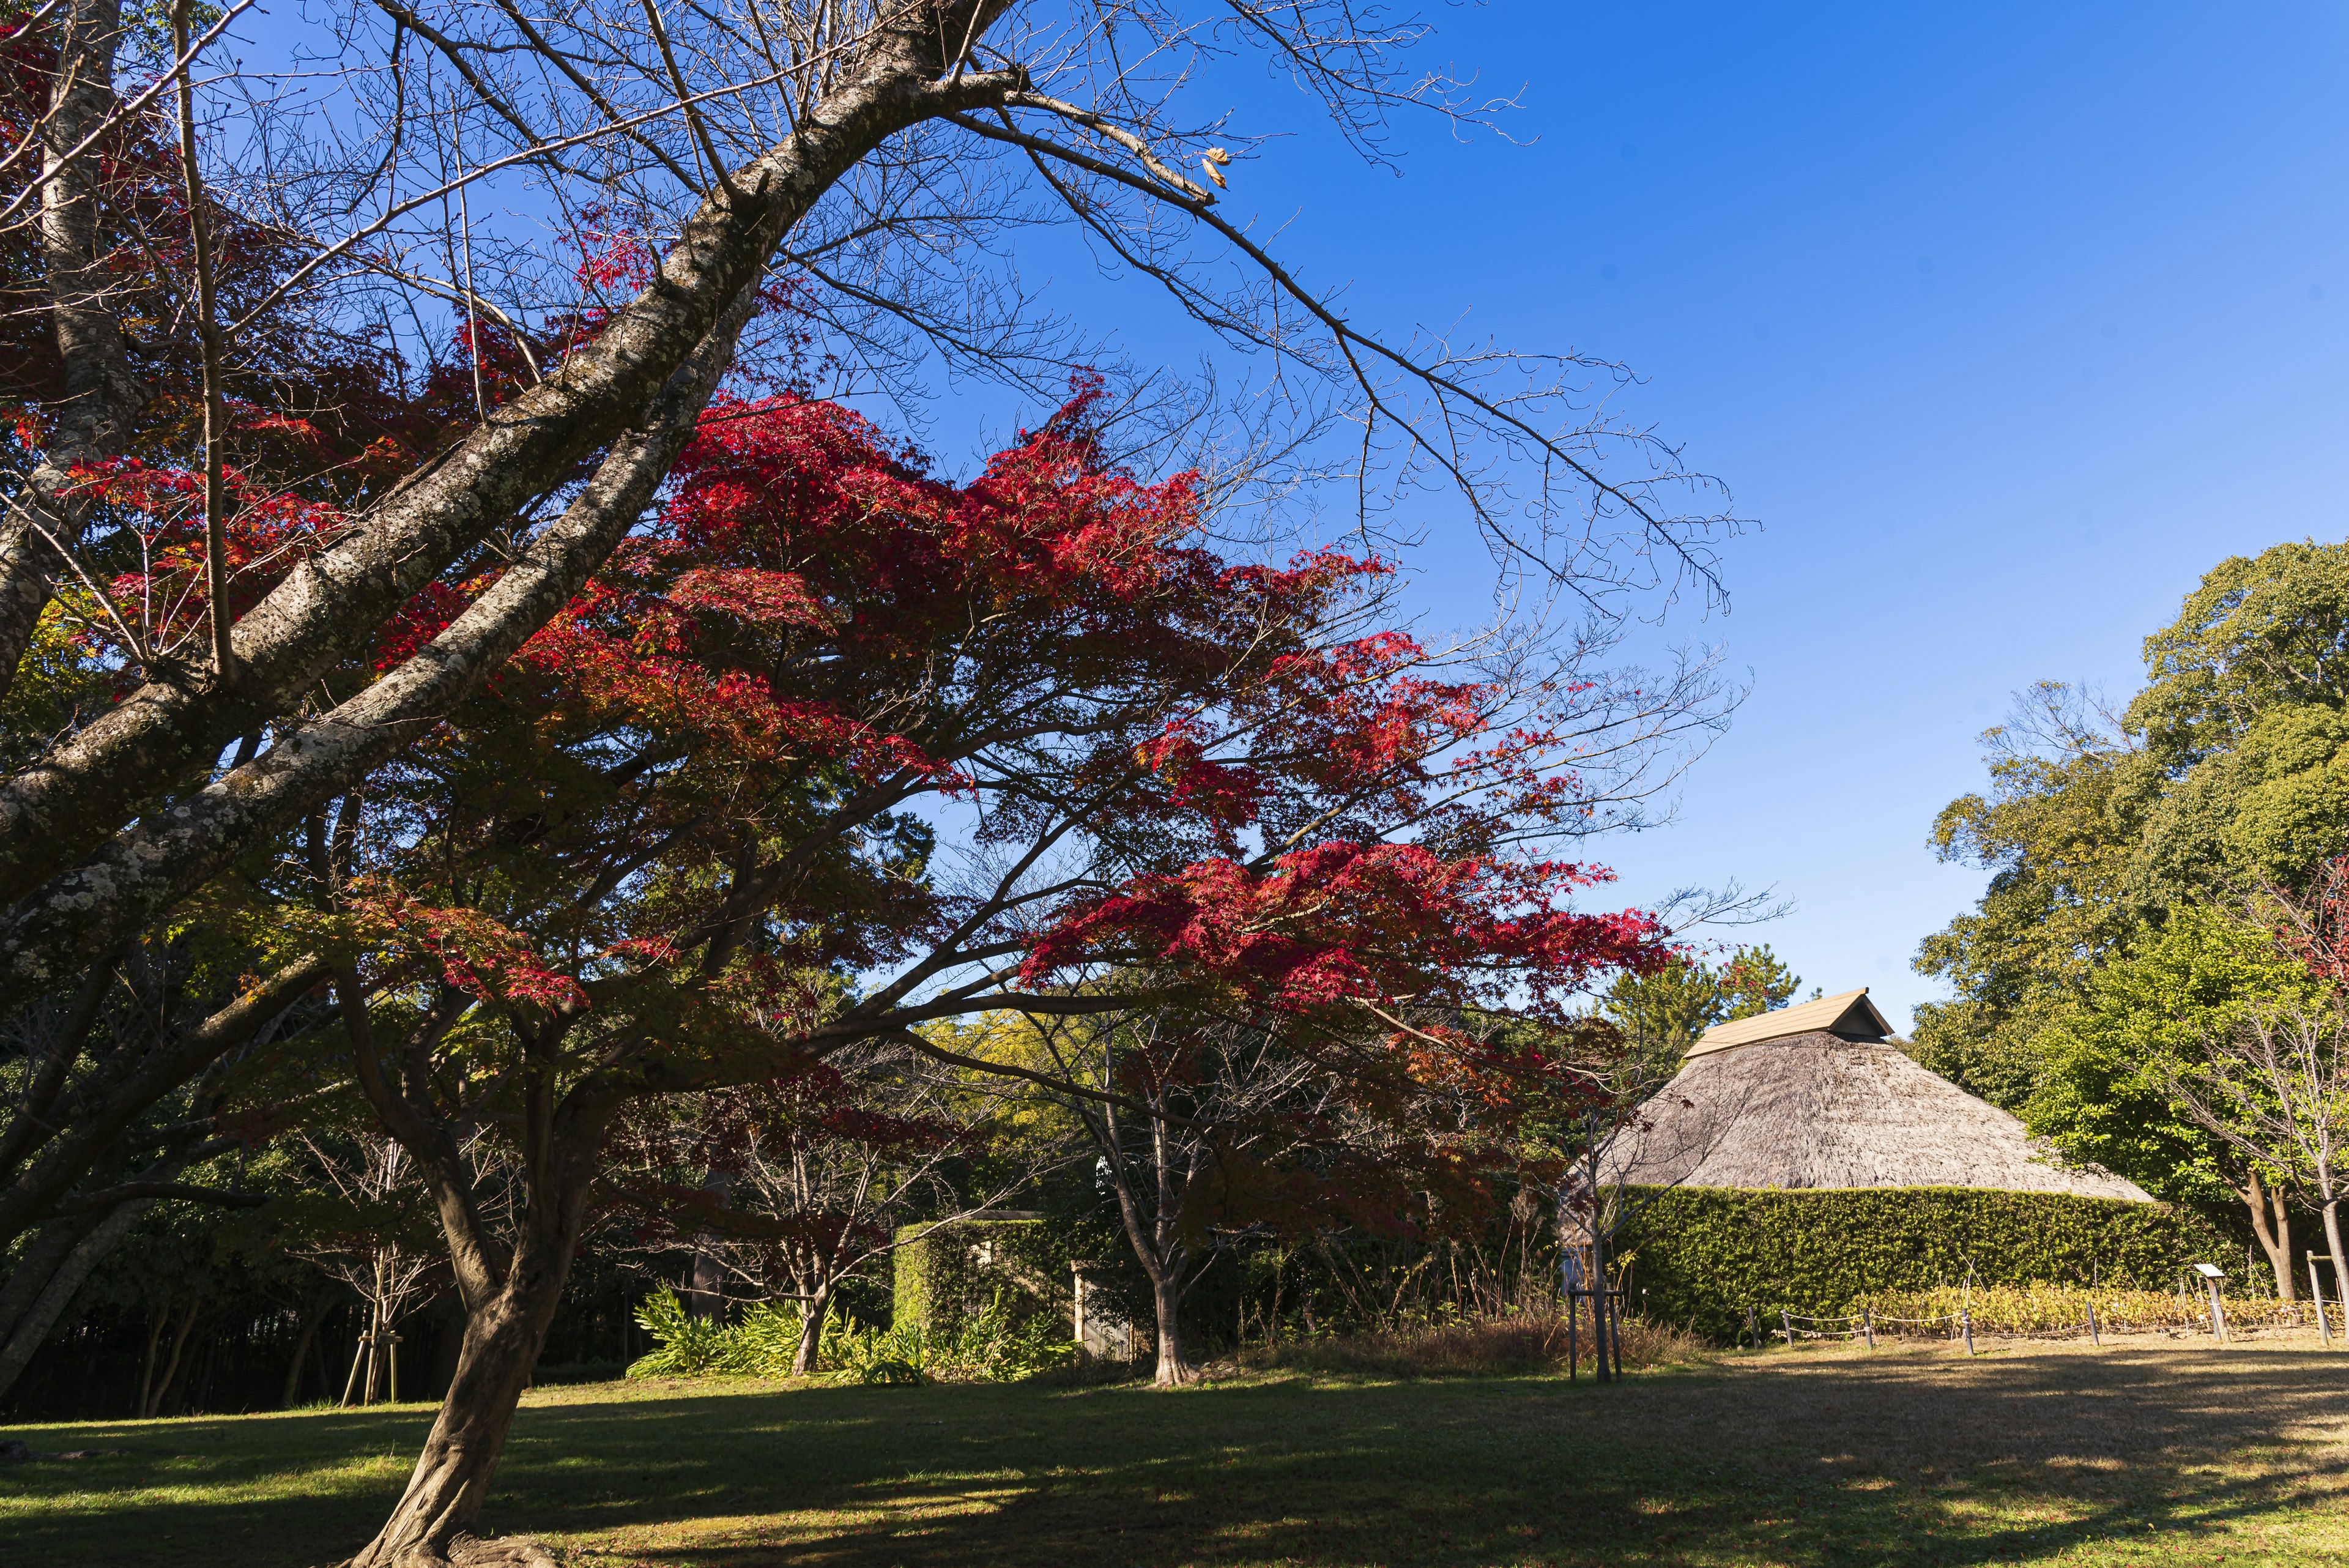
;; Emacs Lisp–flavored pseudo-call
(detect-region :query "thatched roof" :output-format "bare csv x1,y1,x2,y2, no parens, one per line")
1690,987,1893,1057
1604,1024,2153,1202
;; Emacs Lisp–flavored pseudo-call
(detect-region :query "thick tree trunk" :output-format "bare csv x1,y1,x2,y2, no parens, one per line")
790,1282,833,1377
344,1255,575,1566
1150,1270,1196,1387
2246,1169,2296,1302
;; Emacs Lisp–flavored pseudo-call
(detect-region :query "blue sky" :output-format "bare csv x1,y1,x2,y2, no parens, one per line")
936,2,2349,1029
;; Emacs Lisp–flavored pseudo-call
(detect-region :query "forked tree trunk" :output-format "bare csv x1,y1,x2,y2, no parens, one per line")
790,1281,833,1377
143,1296,200,1418
2246,1169,2296,1302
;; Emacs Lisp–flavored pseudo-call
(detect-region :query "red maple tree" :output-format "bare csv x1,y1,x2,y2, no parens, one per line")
313,376,1680,1561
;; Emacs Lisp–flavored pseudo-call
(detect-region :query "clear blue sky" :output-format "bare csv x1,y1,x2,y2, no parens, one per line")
938,2,2349,1030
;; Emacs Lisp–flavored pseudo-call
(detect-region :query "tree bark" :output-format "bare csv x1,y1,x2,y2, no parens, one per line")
1149,1268,1195,1387
686,1170,733,1320
343,1170,591,1566
143,1296,201,1417
0,7,1026,1019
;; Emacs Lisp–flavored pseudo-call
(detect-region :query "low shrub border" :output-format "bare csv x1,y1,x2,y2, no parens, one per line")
1611,1185,2228,1339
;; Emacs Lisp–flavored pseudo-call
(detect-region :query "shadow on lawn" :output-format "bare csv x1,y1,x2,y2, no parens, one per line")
9,1347,2349,1567
571,1350,2349,1568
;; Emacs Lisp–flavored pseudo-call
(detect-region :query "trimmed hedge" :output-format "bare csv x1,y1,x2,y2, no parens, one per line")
1612,1186,2228,1338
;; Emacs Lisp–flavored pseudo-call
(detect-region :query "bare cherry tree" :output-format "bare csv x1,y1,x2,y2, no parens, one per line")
291,1131,448,1405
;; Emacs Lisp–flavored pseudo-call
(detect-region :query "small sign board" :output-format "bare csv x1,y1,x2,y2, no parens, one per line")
2192,1263,2227,1279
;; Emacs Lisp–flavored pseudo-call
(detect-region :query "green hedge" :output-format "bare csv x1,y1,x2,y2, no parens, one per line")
1612,1186,2228,1337
892,1216,1074,1334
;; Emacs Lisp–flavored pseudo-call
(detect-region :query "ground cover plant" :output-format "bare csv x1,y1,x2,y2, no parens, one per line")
7,1340,2349,1567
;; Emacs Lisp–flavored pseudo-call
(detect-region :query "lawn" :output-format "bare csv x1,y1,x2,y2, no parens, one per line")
5,1339,2349,1567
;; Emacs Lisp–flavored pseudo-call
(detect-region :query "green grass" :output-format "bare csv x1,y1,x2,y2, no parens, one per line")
6,1339,2349,1566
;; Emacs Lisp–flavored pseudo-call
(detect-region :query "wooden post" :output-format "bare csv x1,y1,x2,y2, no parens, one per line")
1745,1304,1759,1351
1961,1308,1975,1356
2311,1257,2332,1346
2087,1300,2099,1347
2204,1276,2230,1343
1781,1310,1795,1351
1567,1289,1578,1380
1861,1308,1875,1350
1611,1290,1625,1380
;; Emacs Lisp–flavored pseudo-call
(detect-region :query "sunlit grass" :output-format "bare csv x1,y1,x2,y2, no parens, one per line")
5,1339,2349,1566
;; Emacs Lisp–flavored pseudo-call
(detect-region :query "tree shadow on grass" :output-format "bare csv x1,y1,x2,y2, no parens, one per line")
8,1347,2349,1567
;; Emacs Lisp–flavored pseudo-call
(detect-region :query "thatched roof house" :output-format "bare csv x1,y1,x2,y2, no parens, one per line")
1603,988,2151,1201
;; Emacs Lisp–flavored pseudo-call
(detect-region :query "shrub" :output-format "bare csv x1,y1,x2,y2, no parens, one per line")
830,1291,1077,1383
626,1292,805,1378
1613,1186,2228,1338
626,1287,1075,1384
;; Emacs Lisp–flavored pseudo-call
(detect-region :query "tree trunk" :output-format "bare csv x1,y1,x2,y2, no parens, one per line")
344,1268,569,1567
1151,1270,1196,1388
2246,1169,2296,1302
790,1282,833,1377
143,1297,200,1418
686,1169,732,1320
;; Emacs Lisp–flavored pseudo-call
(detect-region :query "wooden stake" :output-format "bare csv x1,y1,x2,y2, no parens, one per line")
1961,1308,1974,1356
1861,1307,1875,1350
2087,1300,2100,1347
1781,1309,1794,1351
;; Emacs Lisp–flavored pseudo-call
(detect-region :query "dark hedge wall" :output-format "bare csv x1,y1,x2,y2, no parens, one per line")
1612,1186,2228,1337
